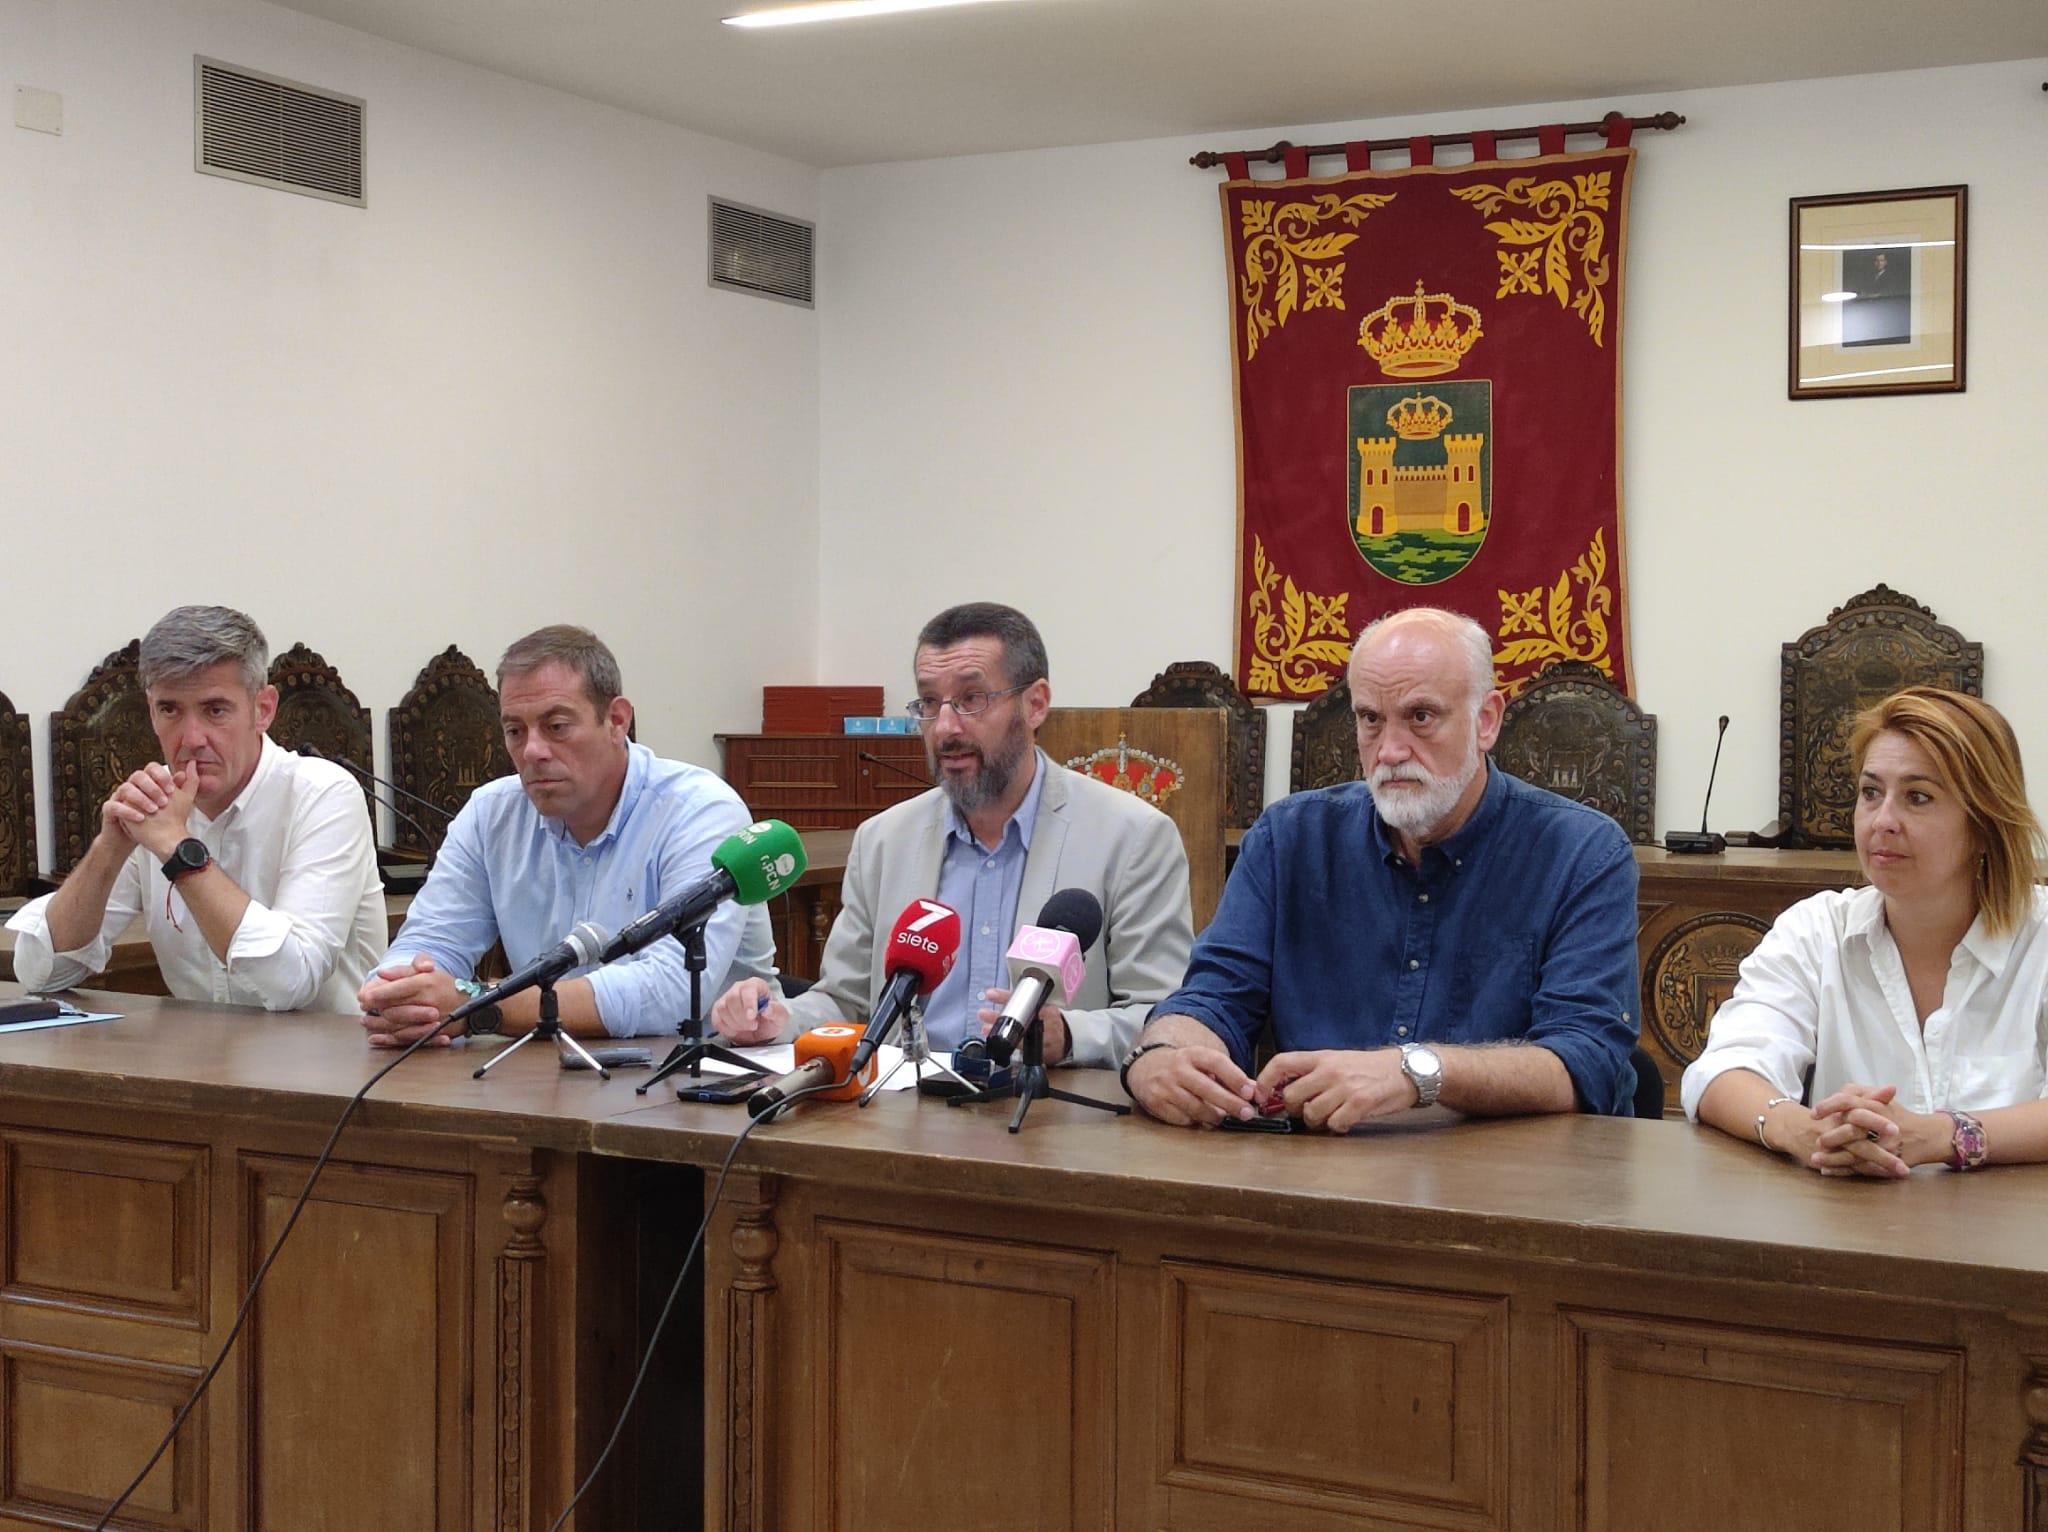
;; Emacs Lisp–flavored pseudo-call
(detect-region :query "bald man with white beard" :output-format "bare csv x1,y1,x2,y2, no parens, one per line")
1122,608,1641,1133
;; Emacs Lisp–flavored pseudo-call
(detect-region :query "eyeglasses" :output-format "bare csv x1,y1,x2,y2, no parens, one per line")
904,683,1030,722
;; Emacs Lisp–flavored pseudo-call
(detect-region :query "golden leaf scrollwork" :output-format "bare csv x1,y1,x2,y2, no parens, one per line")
1451,170,1616,345
1247,537,1354,696
1493,530,1616,697
1236,191,1395,361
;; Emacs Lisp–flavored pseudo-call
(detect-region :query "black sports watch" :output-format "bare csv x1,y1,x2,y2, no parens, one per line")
161,838,212,883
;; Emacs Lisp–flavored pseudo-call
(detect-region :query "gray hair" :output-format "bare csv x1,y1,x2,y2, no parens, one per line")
497,625,622,712
1354,608,1497,714
914,603,1049,688
139,606,269,693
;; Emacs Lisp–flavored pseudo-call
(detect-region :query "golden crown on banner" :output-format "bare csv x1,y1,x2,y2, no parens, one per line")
1358,281,1483,378
1062,736,1183,807
1385,394,1455,440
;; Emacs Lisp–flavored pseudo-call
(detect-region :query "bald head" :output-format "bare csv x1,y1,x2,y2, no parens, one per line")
1350,608,1496,714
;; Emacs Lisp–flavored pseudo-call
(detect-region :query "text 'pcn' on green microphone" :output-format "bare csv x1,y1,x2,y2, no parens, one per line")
595,819,808,964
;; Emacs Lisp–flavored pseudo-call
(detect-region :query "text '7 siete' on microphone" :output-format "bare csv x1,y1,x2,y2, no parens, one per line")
984,888,1104,1067
596,819,807,965
850,900,962,1074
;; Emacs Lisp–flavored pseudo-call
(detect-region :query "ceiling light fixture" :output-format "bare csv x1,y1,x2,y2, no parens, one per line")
724,0,1021,27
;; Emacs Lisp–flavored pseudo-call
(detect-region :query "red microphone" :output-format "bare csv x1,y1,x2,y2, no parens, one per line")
850,899,961,1073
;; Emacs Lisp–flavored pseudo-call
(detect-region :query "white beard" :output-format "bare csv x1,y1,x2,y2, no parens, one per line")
1368,748,1482,837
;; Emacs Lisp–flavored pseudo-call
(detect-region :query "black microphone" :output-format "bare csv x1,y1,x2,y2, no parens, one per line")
859,750,935,788
1664,715,1729,855
449,921,609,1021
295,743,456,852
985,889,1105,1067
297,745,443,862
745,1056,834,1122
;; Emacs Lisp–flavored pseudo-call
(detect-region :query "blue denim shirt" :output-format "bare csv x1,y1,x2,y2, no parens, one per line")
1153,764,1641,1114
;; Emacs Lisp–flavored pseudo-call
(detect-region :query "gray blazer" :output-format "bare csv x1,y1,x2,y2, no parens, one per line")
783,751,1194,1066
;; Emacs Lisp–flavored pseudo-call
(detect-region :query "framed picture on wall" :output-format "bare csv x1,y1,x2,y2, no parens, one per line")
1788,185,1966,400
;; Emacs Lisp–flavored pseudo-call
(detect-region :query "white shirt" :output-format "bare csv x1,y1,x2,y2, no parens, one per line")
7,736,387,1012
1681,885,2048,1119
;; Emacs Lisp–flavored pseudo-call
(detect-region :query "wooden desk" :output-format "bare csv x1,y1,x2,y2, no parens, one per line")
0,987,692,1530
2,988,2046,1529
600,1077,2048,1531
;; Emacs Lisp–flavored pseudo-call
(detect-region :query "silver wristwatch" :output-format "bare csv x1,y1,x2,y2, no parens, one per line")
1399,1042,1443,1108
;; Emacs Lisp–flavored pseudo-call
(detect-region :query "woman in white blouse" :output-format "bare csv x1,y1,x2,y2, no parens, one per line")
1684,686,2048,1176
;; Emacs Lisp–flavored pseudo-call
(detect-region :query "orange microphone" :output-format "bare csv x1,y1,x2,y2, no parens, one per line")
747,1024,872,1120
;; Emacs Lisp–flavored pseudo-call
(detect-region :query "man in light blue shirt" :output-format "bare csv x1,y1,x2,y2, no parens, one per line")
358,625,775,1046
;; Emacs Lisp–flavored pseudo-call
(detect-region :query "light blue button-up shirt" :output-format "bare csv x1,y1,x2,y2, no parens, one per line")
385,741,775,1037
922,760,1048,1053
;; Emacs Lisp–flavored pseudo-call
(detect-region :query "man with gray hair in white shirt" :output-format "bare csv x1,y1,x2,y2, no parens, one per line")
8,605,386,1012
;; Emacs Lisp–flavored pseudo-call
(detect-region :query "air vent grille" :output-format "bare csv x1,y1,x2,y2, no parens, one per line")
709,197,814,307
195,57,365,207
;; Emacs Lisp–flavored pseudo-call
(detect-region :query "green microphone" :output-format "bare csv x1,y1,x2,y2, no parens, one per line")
711,818,809,903
596,819,807,963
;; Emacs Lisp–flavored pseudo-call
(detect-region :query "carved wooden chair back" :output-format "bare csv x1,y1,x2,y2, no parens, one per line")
267,644,376,827
1288,678,1359,794
1780,585,1982,848
0,689,37,893
1495,660,1658,843
387,647,513,855
1131,661,1265,830
49,642,154,876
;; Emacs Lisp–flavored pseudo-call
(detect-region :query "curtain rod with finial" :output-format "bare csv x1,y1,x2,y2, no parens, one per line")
1190,109,1685,169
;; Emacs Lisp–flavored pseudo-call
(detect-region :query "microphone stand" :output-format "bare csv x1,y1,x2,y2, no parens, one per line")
949,1012,1129,1134
472,976,611,1080
857,998,971,1106
639,920,770,1093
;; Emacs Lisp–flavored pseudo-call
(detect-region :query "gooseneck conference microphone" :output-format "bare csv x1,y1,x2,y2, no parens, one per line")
984,888,1105,1067
1664,715,1730,855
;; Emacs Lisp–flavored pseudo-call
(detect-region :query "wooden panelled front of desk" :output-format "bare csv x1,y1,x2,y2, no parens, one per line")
0,990,695,1531
603,1076,2048,1531
9,987,2047,1530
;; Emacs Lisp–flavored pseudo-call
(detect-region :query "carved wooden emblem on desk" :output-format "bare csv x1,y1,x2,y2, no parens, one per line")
268,644,376,826
0,689,36,894
1643,912,1769,1068
49,640,153,877
388,646,513,855
1780,585,1982,849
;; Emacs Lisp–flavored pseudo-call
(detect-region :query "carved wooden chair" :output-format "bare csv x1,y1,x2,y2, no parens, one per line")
388,647,513,856
1495,660,1658,843
1288,678,1359,794
1780,585,1983,849
0,689,38,894
1131,661,1265,830
49,641,156,877
267,643,376,826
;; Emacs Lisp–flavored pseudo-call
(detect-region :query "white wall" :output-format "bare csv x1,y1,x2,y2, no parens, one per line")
818,59,2048,836
0,0,819,863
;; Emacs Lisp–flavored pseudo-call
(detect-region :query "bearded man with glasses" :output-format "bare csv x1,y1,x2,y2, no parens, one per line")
710,602,1194,1067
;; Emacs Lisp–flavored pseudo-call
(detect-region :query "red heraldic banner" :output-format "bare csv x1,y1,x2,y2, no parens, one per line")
1223,146,1635,701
